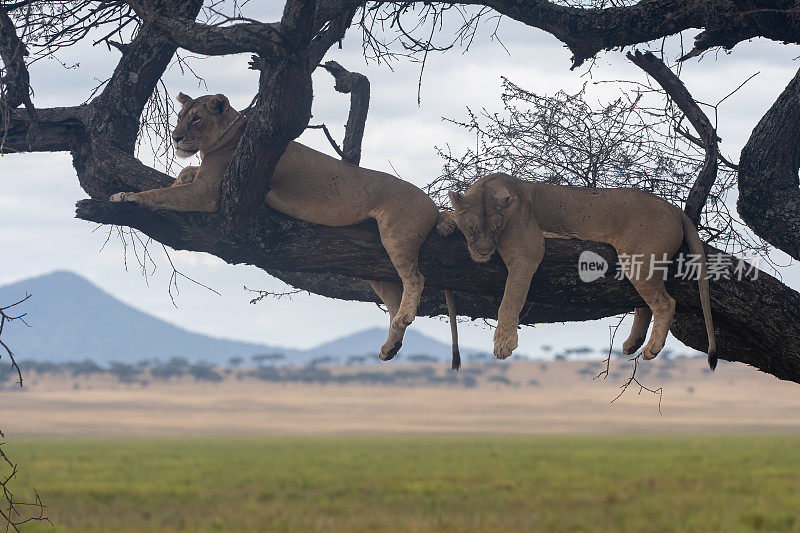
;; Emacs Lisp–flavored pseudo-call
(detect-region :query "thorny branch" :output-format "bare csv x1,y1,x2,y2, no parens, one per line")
0,297,49,530
595,313,664,413
610,355,665,414
0,296,28,387
245,286,305,304
429,77,758,257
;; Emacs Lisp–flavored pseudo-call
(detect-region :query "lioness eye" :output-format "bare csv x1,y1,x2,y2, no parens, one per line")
190,115,200,123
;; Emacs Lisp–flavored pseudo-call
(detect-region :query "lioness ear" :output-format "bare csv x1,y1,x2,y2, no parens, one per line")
448,190,463,210
208,93,229,114
176,92,193,106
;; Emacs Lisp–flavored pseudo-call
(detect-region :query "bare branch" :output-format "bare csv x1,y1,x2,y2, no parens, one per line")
627,50,719,226
320,60,370,165
129,0,282,57
0,295,49,529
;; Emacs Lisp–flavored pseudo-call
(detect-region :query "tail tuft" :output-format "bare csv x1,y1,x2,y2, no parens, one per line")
444,290,460,372
708,347,717,371
436,210,457,236
452,349,461,371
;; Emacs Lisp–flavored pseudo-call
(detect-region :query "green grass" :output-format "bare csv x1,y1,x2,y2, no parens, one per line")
6,435,800,532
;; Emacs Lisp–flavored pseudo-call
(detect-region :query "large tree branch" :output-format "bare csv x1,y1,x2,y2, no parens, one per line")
627,50,719,226
680,6,800,61
128,1,282,57
406,0,800,67
89,0,203,153
74,198,800,383
0,106,84,153
738,66,800,260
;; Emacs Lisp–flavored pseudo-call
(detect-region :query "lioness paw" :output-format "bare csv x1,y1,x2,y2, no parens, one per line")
174,166,199,185
642,339,665,360
379,340,402,361
436,211,457,236
109,192,134,203
390,313,414,331
493,327,518,360
622,336,646,356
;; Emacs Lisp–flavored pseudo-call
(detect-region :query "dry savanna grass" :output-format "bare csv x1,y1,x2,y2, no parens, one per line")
2,357,800,437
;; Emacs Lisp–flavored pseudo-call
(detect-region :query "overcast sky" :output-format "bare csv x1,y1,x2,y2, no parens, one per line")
2,4,799,355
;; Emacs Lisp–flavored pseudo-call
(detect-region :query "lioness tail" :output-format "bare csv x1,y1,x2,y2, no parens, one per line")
681,212,717,370
445,290,461,370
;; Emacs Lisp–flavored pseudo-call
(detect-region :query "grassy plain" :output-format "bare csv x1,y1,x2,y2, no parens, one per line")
9,434,800,532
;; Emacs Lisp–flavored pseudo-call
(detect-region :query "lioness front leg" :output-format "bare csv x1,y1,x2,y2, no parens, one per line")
109,179,219,211
495,239,544,360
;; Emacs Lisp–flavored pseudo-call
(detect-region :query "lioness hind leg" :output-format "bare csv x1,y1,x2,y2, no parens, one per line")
368,280,405,361
622,307,652,355
628,278,676,361
374,215,433,352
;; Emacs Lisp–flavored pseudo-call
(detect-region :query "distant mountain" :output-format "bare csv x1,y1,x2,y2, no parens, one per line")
0,271,290,363
302,326,474,360
0,271,474,364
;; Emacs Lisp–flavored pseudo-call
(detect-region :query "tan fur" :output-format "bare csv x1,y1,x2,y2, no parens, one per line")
110,93,458,362
448,173,716,366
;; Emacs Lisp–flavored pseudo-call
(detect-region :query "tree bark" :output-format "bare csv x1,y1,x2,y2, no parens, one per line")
738,67,800,260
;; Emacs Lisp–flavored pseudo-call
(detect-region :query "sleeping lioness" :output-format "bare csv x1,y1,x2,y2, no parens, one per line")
110,93,460,367
448,173,717,369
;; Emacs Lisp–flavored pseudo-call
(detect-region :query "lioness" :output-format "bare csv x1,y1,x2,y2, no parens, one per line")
448,173,716,369
110,93,460,367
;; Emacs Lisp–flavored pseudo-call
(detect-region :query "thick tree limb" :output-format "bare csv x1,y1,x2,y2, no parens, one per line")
411,0,800,68
309,3,359,65
738,67,800,260
129,1,282,57
74,199,800,383
680,5,800,61
627,50,719,226
89,0,203,153
0,107,83,153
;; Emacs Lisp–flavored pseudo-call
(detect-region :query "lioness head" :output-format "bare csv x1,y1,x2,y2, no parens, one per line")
171,92,236,157
449,182,517,263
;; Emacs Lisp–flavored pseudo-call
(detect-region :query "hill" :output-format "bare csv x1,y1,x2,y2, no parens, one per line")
0,271,473,364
